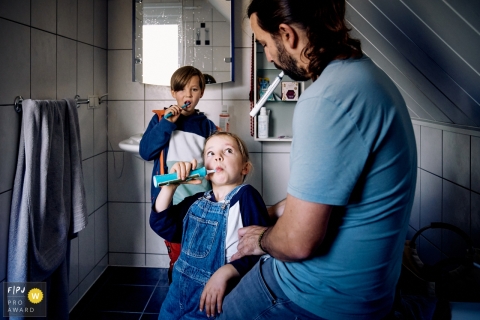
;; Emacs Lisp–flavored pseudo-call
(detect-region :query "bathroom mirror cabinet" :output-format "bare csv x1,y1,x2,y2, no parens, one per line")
133,0,234,86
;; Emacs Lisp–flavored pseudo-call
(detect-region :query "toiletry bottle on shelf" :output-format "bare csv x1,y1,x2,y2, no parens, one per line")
219,105,230,132
258,107,269,138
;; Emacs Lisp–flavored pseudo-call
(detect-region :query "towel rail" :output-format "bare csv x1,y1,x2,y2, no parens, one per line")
12,95,89,113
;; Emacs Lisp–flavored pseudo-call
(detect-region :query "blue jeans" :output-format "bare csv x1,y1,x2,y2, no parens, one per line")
217,256,325,320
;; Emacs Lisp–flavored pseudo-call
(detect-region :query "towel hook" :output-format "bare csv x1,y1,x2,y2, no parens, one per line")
14,96,23,113
74,95,90,108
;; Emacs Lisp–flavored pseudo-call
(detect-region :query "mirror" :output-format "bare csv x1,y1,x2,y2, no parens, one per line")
133,0,234,85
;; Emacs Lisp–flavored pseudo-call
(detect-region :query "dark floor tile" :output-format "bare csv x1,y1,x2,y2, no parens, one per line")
144,286,169,313
70,267,114,317
108,267,163,286
90,284,155,312
140,313,159,320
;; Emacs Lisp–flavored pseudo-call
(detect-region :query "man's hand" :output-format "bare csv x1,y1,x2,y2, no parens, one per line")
199,265,239,317
230,225,268,261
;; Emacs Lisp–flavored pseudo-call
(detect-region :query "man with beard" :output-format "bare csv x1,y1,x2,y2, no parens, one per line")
215,1,417,319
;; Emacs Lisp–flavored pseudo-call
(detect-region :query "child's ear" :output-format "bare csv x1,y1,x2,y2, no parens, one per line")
171,89,176,99
241,162,252,176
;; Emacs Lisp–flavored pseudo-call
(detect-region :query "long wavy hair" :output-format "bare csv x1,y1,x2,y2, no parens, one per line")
247,0,362,80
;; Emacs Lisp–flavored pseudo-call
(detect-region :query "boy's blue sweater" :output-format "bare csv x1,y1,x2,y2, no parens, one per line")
139,111,217,204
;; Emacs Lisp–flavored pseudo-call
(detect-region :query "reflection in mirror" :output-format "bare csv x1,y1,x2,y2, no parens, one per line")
133,0,234,86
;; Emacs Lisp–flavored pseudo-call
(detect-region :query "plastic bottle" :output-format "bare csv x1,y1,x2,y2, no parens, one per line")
258,107,269,138
219,105,230,132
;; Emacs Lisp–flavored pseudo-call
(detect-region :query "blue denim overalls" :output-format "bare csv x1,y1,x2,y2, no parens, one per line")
159,184,245,319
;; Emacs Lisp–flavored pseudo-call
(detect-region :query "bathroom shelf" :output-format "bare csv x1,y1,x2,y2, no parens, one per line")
253,40,311,141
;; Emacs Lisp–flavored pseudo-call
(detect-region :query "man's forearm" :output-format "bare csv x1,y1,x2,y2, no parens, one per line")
259,194,332,261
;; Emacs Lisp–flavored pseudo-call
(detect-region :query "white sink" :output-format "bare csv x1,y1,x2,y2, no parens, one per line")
119,133,143,159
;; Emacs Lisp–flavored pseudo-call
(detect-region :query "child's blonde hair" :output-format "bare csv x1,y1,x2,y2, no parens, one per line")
203,131,253,180
170,66,206,93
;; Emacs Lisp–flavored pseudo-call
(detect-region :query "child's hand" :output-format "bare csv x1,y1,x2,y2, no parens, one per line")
164,104,183,122
199,265,240,317
170,159,202,185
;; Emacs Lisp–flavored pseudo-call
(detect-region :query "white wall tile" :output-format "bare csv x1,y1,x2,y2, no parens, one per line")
107,101,145,151
413,124,420,164
108,0,132,49
94,48,108,98
212,21,230,47
420,126,442,176
145,160,154,203
212,2,228,22
194,47,213,73
145,85,173,101
68,288,79,312
202,83,222,100
69,236,79,293
31,29,56,100
78,269,95,300
57,0,77,40
212,71,229,82
0,108,21,193
0,191,12,281
94,205,108,264
472,136,480,194
145,204,168,254
57,36,77,99
0,20,30,104
234,0,254,48
223,100,262,153
78,215,95,281
248,152,262,195
144,101,175,129
262,152,289,206
196,99,223,127
0,0,30,25
109,253,146,267
94,255,108,279
108,152,146,202
443,131,470,188
78,103,94,160
193,6,212,22
94,0,108,49
223,48,250,99
108,50,145,100
262,141,292,153
82,158,95,215
108,203,146,253
93,105,108,155
420,170,442,247
213,47,231,72
94,153,108,210
146,254,169,268
78,0,94,45
31,0,55,32
77,43,94,99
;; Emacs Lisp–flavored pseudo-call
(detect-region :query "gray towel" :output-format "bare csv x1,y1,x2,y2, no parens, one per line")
7,99,87,319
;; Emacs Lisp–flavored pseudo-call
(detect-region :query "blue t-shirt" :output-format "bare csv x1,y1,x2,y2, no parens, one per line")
275,56,417,319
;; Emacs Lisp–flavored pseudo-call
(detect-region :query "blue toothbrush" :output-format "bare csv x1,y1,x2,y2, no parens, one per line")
164,102,191,119
153,167,216,187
